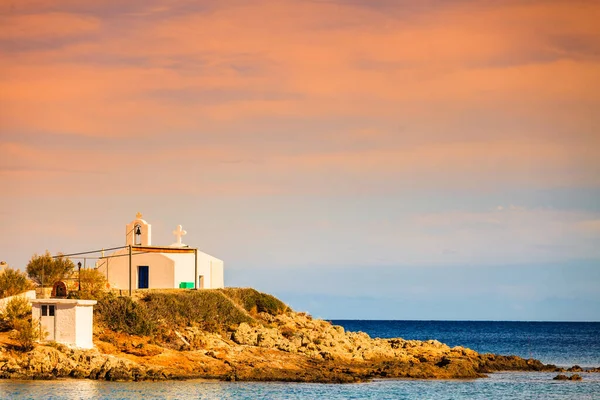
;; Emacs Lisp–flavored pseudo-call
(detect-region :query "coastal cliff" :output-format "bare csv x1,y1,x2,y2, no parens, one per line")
0,288,567,382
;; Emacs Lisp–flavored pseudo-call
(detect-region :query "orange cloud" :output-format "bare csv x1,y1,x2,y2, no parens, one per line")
0,12,100,41
1,0,599,198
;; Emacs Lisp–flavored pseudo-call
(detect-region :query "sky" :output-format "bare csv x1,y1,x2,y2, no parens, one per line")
1,0,599,321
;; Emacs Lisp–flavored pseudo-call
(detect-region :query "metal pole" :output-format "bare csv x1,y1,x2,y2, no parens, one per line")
194,249,198,290
128,245,132,296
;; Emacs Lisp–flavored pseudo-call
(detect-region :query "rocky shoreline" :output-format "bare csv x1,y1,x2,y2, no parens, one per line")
1,289,597,383
1,311,592,382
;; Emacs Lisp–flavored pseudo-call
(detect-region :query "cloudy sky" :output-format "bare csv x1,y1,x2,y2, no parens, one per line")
2,0,599,320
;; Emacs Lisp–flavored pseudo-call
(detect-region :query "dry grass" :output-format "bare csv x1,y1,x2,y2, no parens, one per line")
94,288,287,340
219,288,289,316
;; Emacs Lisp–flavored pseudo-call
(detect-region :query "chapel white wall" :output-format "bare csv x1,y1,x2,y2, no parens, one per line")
164,252,224,289
165,253,195,287
210,259,224,289
97,250,175,290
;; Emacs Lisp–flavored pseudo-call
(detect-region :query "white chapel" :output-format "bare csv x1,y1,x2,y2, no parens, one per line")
96,213,224,291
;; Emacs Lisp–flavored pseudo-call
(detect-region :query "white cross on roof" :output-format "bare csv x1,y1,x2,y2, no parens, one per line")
172,224,187,246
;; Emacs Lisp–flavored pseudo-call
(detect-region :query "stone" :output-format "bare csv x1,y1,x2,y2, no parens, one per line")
0,290,569,383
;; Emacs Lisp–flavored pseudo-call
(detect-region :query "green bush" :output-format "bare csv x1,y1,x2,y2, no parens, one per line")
0,268,34,298
93,288,290,340
78,268,107,293
220,288,288,316
141,290,254,328
67,269,107,300
95,293,157,336
2,296,31,328
11,319,46,352
26,251,74,287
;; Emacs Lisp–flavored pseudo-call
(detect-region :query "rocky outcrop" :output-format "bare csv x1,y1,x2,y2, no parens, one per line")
0,288,589,383
230,314,466,365
554,374,583,381
0,309,568,382
226,312,563,380
0,344,166,381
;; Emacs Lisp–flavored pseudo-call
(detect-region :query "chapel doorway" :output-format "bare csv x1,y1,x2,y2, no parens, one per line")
138,266,149,289
198,275,204,289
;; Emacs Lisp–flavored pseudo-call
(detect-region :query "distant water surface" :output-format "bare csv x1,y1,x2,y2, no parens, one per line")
331,320,600,367
2,373,600,400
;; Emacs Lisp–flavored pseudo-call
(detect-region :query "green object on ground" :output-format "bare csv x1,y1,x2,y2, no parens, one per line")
179,282,194,289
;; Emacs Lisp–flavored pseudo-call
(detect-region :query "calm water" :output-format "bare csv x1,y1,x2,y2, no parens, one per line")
2,374,600,400
1,321,599,399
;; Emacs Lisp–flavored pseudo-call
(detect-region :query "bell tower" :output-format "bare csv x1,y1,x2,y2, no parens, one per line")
126,212,152,246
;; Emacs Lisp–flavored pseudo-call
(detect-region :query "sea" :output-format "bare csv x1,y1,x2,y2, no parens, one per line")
1,321,599,399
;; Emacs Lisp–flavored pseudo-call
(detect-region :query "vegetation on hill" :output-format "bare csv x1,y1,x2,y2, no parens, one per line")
0,268,34,298
0,296,45,352
0,296,31,331
76,268,107,294
0,286,565,381
93,288,288,341
220,288,288,316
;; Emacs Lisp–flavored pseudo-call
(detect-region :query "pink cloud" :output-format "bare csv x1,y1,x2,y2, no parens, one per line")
1,0,598,197
0,12,100,41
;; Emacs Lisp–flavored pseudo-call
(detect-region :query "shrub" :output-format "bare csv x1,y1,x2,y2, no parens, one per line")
26,251,74,287
0,268,34,298
141,290,254,329
95,293,157,336
92,289,290,342
2,296,31,328
220,288,288,316
78,268,107,294
11,319,46,352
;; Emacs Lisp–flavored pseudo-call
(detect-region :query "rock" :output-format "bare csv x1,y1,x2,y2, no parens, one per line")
232,323,258,346
567,365,583,372
552,374,582,381
0,297,568,383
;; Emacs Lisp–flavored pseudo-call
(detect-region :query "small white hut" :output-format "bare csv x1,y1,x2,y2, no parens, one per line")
30,299,97,349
